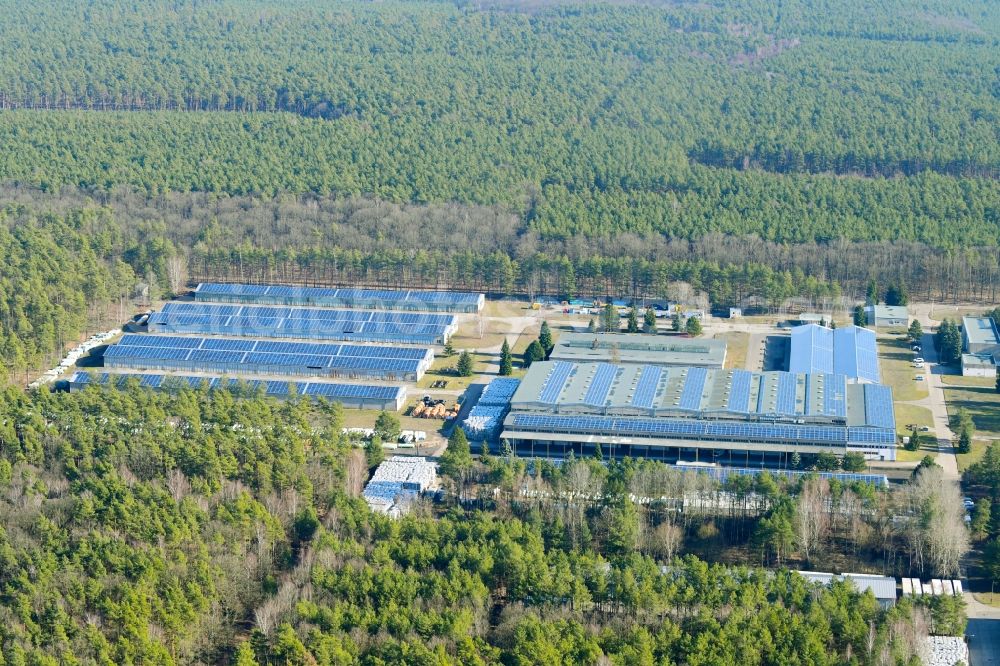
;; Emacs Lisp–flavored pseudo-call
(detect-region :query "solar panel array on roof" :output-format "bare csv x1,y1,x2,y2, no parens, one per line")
68,371,405,408
507,412,895,446
679,367,708,410
539,362,574,403
726,370,753,413
776,372,797,415
151,302,457,344
583,364,618,406
863,384,896,430
789,325,880,383
514,361,889,426
103,334,431,379
633,366,663,409
194,282,484,312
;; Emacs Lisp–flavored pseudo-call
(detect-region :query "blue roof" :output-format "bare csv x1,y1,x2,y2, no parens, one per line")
69,371,403,401
152,302,455,344
789,325,880,383
508,412,895,446
105,334,429,376
194,282,483,310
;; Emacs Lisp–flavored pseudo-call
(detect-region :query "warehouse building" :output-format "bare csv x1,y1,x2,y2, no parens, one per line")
148,301,458,345
796,571,897,608
68,371,406,410
103,334,433,381
961,316,1000,377
550,333,726,368
500,361,897,463
865,305,909,330
788,324,880,383
194,282,485,313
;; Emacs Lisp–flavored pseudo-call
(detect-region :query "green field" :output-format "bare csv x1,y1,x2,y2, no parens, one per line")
942,375,1000,438
878,336,928,402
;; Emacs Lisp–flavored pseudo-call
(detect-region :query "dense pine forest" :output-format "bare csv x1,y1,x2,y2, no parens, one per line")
0,382,964,664
0,0,997,247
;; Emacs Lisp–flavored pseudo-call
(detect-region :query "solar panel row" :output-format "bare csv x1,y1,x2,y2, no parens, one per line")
633,366,663,409
583,364,618,406
117,334,427,359
727,369,753,413
509,412,896,445
163,302,455,325
863,384,896,430
70,371,403,401
106,334,430,378
679,367,708,410
776,372,798,415
195,282,483,310
539,362,574,404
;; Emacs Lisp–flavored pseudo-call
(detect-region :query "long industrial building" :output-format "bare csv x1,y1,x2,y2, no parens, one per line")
148,302,458,345
788,324,880,383
103,334,433,380
68,371,406,410
550,332,726,368
193,282,485,313
500,361,897,463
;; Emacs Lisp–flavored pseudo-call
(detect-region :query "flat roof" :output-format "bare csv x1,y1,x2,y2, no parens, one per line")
868,305,909,320
963,317,1000,346
788,325,880,382
550,333,726,366
511,360,894,428
962,353,997,369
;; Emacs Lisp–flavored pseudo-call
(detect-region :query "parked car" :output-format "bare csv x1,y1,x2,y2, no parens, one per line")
963,497,975,510
919,426,931,432
914,357,924,363
915,376,925,381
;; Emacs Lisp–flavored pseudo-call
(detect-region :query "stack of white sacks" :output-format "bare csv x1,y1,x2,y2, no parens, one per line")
29,329,121,389
363,456,437,517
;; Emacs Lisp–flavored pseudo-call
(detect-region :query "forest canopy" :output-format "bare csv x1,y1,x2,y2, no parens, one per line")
0,0,996,247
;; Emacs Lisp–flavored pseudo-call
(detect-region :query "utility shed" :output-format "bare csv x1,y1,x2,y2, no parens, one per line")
865,305,909,330
550,332,726,368
797,571,897,608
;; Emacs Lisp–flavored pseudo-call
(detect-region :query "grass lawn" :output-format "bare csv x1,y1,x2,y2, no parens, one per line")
715,332,749,370
877,336,928,402
941,375,1000,438
895,447,937,463
930,306,988,322
482,299,532,318
893,402,935,442
415,352,494,391
957,439,990,473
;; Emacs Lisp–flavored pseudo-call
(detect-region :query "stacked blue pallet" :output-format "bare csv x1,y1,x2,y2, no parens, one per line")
478,378,522,406
193,282,485,313
149,302,457,345
68,371,406,409
103,334,432,380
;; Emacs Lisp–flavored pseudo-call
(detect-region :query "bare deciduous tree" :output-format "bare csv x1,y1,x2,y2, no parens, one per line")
795,477,830,565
